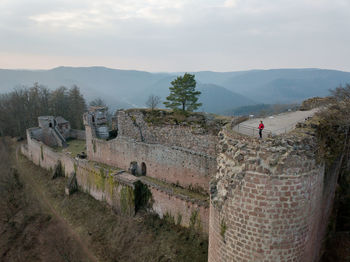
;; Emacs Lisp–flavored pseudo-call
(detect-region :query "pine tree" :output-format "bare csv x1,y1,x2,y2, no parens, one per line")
164,73,202,112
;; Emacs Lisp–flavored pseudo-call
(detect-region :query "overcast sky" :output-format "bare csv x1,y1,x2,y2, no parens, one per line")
1,0,350,72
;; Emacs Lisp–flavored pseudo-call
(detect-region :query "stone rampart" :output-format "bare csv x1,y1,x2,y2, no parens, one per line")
86,124,215,192
116,110,218,156
22,129,209,232
208,126,340,262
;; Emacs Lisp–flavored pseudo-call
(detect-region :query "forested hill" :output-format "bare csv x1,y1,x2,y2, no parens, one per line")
1,67,350,113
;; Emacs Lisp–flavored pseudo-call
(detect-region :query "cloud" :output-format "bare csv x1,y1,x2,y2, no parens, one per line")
0,0,349,71
223,0,237,8
28,0,189,29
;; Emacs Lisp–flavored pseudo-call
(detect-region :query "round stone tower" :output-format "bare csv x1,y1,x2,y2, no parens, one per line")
208,126,338,262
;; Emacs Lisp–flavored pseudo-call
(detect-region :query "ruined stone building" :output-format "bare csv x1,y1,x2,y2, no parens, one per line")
21,105,346,262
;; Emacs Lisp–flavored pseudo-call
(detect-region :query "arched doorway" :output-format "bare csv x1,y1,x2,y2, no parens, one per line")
129,161,137,175
141,162,147,176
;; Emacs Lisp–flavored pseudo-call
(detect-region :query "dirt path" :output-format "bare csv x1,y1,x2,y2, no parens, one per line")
15,145,99,262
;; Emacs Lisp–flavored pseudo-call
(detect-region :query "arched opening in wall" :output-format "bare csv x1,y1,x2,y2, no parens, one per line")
129,161,137,176
49,123,52,128
141,162,147,176
92,116,95,123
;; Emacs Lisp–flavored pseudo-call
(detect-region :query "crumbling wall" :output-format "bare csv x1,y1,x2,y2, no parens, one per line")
22,131,137,215
116,110,218,156
87,134,215,192
86,109,218,192
142,178,209,233
27,127,60,148
22,130,210,231
208,126,340,262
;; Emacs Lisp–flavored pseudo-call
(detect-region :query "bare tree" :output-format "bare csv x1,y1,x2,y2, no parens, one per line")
146,94,161,110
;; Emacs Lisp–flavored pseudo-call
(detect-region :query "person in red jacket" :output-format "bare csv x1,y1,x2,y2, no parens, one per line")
258,120,264,139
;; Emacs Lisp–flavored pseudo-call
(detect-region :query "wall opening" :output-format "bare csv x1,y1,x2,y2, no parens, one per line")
129,161,137,175
141,162,147,176
49,123,52,128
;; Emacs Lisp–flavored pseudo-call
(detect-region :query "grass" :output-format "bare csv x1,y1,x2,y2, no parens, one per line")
141,176,209,203
57,139,86,157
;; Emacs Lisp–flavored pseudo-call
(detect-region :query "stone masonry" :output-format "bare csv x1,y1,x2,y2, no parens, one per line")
85,109,218,192
208,124,341,262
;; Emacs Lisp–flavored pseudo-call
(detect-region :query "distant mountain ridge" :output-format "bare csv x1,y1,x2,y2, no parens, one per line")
0,67,349,114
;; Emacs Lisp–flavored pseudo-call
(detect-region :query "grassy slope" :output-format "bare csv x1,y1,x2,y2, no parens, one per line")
0,138,96,262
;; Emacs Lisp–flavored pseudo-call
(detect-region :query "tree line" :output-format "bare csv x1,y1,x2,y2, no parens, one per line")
0,83,86,137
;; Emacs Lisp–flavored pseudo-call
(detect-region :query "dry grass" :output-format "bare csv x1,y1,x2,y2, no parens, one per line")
0,138,94,262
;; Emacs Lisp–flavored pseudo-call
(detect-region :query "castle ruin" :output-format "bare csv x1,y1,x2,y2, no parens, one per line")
21,106,345,261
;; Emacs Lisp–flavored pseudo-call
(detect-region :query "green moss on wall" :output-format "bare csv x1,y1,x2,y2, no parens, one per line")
92,167,106,191
107,174,116,197
220,219,227,240
176,213,183,226
93,140,96,153
164,212,175,224
120,185,135,215
40,145,44,161
189,210,202,231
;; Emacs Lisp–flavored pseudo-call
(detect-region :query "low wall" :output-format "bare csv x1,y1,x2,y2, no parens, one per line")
86,125,215,192
208,126,339,262
22,131,210,232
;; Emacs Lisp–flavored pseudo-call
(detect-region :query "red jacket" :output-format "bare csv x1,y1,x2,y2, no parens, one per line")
259,123,264,130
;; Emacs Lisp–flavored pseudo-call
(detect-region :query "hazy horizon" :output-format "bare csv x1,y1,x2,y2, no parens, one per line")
1,66,350,74
1,0,350,72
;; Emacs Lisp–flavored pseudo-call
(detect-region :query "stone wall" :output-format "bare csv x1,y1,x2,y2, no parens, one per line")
208,126,340,262
116,110,218,156
141,177,209,233
22,131,138,215
86,124,215,192
22,129,209,232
